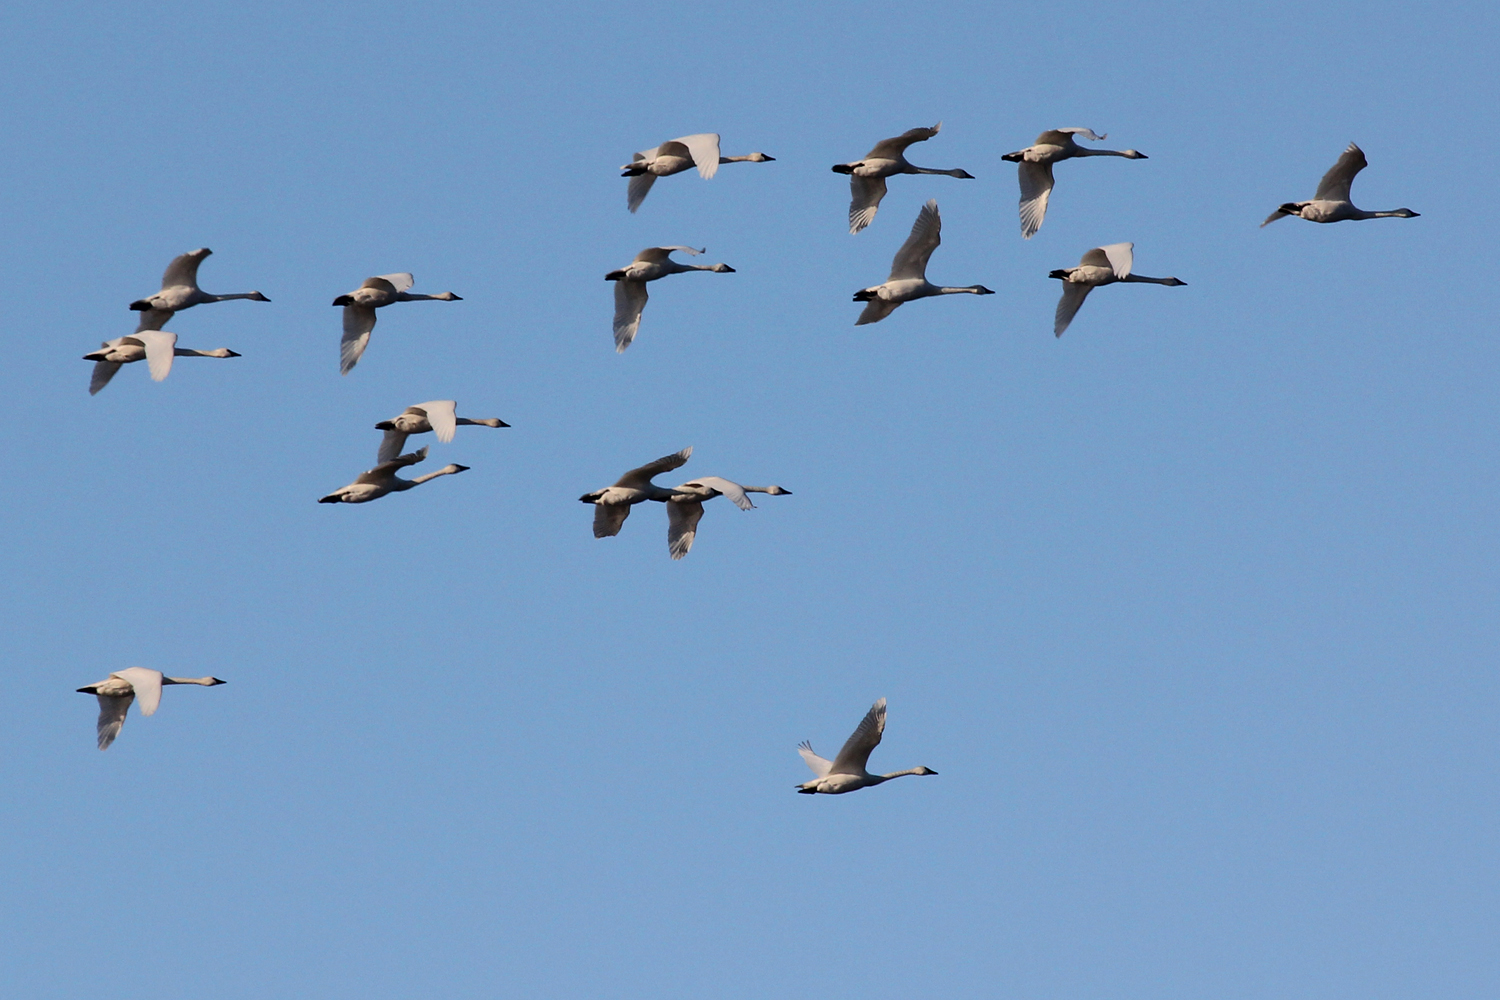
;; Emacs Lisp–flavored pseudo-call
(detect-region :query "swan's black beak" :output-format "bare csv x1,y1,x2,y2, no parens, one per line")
210,678,227,685
225,350,242,357
955,169,975,179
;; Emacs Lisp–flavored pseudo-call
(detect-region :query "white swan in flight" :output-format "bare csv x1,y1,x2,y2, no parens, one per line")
660,476,792,560
83,313,240,395
579,447,692,538
128,248,270,323
76,667,225,750
332,273,463,374
796,698,937,795
1001,129,1148,239
853,199,994,325
832,122,974,234
621,133,775,212
318,447,469,504
1262,143,1419,226
1049,242,1185,337
375,400,510,463
606,249,735,353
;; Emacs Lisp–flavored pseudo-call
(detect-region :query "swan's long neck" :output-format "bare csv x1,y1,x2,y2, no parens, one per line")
1120,274,1179,285
172,348,237,358
456,418,507,428
877,768,931,780
1356,208,1418,219
162,676,219,686
908,166,967,176
1076,148,1137,158
718,154,762,163
410,465,466,485
934,285,991,295
208,292,261,302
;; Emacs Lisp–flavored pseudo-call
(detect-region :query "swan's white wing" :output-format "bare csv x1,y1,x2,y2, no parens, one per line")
614,447,692,488
374,272,415,293
627,173,657,213
1314,142,1366,202
675,133,722,179
680,476,753,510
1051,127,1105,141
593,502,630,538
855,298,901,326
95,693,133,750
1054,283,1093,337
1019,161,1054,240
633,246,703,264
340,305,377,374
829,698,886,775
357,447,427,485
797,741,833,777
414,400,458,443
1098,242,1134,279
865,123,941,160
613,281,648,353
667,498,705,559
889,199,941,281
89,361,122,395
160,248,208,289
111,667,164,717
849,175,887,234
131,329,178,382
377,429,408,464
634,144,662,162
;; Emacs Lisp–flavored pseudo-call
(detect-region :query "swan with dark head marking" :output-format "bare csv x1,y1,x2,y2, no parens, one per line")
1049,242,1185,337
1261,142,1419,226
375,400,509,463
605,249,734,353
622,133,775,212
319,447,469,504
658,476,791,560
83,310,240,395
1002,128,1148,239
832,122,974,234
76,667,225,750
852,199,994,325
579,447,692,538
332,273,463,375
796,698,937,795
128,248,270,318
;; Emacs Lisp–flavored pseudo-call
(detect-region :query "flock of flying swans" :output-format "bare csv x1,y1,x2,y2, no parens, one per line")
78,127,1419,781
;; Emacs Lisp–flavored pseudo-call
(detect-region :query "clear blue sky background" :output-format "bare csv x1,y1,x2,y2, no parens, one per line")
1,2,1496,997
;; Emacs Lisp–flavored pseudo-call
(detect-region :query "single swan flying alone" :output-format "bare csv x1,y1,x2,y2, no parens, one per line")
853,199,994,325
796,698,937,795
621,133,775,212
83,313,240,395
333,273,463,375
606,249,735,353
375,400,510,463
76,667,225,751
660,476,792,560
579,447,692,538
832,122,974,234
1050,242,1185,337
1002,129,1148,239
1262,142,1419,226
319,447,469,504
128,248,270,320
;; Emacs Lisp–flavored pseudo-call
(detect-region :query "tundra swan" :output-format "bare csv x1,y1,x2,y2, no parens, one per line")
622,133,775,212
660,476,792,559
332,273,463,374
606,249,735,353
1049,242,1185,337
579,447,692,538
128,248,270,317
796,698,937,795
1001,129,1148,239
83,314,240,395
832,122,974,234
76,667,225,750
1262,143,1419,226
318,447,469,504
852,199,994,325
375,400,510,463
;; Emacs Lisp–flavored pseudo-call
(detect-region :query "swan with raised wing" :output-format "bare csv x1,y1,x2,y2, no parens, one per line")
1002,129,1148,239
333,273,463,374
579,447,692,538
318,447,469,504
128,248,270,319
1049,242,1185,337
84,312,240,395
606,249,734,353
1262,143,1419,226
76,667,225,750
833,122,974,234
853,199,993,325
375,400,509,463
796,698,937,795
622,133,775,212
660,476,791,560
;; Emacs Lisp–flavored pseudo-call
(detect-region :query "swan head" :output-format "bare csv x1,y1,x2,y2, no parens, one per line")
332,294,354,306
207,677,228,685
435,292,462,301
213,349,242,358
973,285,996,295
747,152,775,162
765,485,792,495
710,264,736,273
1393,208,1420,218
914,766,937,776
1162,277,1187,287
952,169,975,179
249,291,271,302
1122,150,1147,159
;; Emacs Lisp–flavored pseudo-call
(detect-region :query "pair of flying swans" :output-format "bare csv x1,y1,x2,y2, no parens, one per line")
1262,143,1419,226
622,133,775,212
1049,243,1185,336
319,447,469,504
84,309,241,395
796,698,937,795
833,122,974,234
334,273,463,374
76,667,225,750
128,247,271,326
375,400,509,463
853,199,994,325
1002,129,1148,240
606,248,735,353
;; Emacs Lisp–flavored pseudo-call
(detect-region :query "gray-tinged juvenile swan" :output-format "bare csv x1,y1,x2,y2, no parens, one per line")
332,273,463,375
853,199,994,325
318,447,469,504
659,476,792,560
128,248,270,319
76,667,225,751
1262,142,1419,227
1049,242,1185,337
375,400,510,463
83,313,240,395
796,698,937,795
605,249,735,353
832,122,974,234
1002,129,1148,240
622,133,775,212
579,447,692,538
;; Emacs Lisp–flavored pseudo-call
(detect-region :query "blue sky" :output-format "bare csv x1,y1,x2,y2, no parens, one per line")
2,2,1497,997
